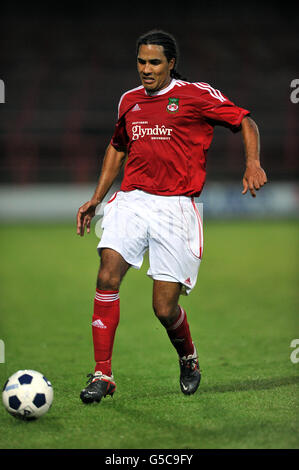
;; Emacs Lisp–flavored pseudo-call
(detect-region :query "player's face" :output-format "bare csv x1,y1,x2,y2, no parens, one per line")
137,44,175,93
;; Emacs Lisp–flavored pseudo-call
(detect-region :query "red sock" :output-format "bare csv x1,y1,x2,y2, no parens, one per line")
166,306,194,358
92,289,120,376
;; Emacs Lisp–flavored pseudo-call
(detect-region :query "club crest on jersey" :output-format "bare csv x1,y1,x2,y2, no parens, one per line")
167,98,179,113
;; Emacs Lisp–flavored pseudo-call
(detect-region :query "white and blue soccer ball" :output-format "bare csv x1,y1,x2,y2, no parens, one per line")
2,369,53,420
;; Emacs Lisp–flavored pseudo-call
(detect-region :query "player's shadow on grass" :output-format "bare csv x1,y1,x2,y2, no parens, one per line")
202,375,299,394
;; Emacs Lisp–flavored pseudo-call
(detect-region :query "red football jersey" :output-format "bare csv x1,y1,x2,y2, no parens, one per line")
111,79,250,196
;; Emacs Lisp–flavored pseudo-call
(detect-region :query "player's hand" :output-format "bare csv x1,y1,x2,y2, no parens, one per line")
242,163,267,198
76,200,98,236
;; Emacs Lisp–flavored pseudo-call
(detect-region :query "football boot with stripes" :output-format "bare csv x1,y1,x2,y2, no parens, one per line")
80,371,116,404
179,343,201,395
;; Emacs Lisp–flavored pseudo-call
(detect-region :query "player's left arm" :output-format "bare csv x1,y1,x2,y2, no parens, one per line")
241,116,267,197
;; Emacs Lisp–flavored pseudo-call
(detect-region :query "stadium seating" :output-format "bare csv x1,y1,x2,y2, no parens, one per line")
0,6,297,184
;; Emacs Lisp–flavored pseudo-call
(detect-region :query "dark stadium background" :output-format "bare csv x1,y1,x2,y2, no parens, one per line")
0,2,297,195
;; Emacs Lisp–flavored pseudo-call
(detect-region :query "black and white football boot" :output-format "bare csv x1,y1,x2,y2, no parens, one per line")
80,371,116,404
179,343,201,395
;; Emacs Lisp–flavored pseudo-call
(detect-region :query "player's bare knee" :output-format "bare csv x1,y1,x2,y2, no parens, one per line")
97,269,121,291
153,303,179,327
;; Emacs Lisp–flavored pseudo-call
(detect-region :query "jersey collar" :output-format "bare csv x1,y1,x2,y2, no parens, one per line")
144,79,176,97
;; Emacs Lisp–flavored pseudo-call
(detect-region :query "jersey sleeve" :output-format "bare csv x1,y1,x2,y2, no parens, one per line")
110,116,128,151
194,82,250,132
110,95,129,151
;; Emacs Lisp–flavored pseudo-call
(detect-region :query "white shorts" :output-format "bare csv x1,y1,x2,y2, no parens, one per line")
97,190,203,295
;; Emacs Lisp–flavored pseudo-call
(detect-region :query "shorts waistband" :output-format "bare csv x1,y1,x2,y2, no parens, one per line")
122,189,191,201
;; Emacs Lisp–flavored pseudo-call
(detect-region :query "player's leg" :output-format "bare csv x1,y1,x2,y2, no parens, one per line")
80,248,130,404
152,279,181,325
93,248,130,374
81,190,149,404
153,280,194,355
147,194,203,395
97,247,131,290
152,279,201,395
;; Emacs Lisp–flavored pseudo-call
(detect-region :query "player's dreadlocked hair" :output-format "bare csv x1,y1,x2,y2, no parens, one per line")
136,29,186,80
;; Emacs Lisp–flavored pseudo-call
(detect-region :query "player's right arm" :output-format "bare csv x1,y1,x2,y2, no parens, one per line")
76,143,126,236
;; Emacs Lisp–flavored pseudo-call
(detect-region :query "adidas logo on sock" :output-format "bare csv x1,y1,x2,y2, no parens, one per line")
92,319,107,329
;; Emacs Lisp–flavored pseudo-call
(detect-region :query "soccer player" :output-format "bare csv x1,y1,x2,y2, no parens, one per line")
77,30,267,404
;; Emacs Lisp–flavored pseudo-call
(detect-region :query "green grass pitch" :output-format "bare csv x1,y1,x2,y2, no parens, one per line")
0,220,298,449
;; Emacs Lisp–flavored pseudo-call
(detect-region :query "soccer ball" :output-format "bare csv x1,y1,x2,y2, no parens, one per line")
2,369,53,420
